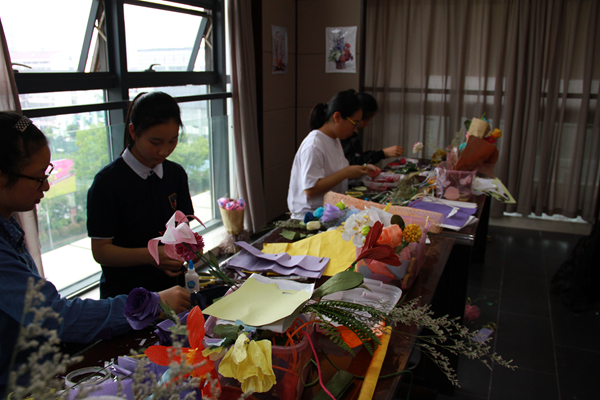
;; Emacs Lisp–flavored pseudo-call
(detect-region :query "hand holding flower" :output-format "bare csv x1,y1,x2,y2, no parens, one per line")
158,286,191,314
150,246,186,277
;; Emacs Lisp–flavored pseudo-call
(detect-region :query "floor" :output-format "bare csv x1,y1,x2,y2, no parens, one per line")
422,217,600,400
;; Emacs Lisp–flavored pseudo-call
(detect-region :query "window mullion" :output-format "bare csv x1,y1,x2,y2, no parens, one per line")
79,0,102,72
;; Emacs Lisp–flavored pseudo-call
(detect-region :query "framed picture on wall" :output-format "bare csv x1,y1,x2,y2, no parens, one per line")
272,26,287,74
326,26,357,73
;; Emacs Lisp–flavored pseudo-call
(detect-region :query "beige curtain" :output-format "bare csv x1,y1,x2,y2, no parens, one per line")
227,0,267,233
0,18,45,276
363,0,600,222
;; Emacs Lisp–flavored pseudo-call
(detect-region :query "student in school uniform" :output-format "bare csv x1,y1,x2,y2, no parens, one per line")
87,92,194,298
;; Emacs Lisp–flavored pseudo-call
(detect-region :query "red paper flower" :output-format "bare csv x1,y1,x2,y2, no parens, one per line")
145,306,220,397
355,221,401,266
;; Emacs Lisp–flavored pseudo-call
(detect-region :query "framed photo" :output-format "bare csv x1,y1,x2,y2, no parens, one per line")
272,26,288,74
326,26,357,73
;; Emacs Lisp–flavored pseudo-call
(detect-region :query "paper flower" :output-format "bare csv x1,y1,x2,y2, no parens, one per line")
217,333,276,394
355,221,401,266
218,197,245,210
145,306,218,397
313,207,324,218
413,142,424,154
377,224,403,248
403,224,422,243
303,211,315,224
321,203,344,223
123,287,160,330
175,233,204,262
341,209,380,247
154,311,190,346
148,210,205,264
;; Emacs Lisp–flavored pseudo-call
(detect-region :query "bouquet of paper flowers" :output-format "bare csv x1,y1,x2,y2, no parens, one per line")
434,115,503,201
342,207,431,290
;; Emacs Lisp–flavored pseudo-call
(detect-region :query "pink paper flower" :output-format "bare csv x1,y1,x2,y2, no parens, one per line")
176,233,205,261
148,211,205,264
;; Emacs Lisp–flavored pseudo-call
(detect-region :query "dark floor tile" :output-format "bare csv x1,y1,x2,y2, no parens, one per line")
437,392,486,400
540,231,583,284
468,260,503,291
549,296,600,353
494,312,555,374
555,345,600,400
490,366,559,400
452,355,492,399
501,243,546,279
500,275,550,318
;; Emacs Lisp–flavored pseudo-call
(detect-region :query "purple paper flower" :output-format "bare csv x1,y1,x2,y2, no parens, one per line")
123,287,160,330
154,311,190,346
321,203,344,222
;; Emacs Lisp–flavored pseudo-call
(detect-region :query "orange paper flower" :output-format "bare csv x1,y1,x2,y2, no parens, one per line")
377,225,403,248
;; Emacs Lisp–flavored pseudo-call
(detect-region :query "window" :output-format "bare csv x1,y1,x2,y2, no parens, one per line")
1,0,232,294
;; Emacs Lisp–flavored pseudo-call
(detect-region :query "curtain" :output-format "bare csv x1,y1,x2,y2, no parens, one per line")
227,0,267,233
0,18,45,276
363,0,600,223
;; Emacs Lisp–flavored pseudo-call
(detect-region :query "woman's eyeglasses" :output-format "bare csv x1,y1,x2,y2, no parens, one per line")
346,117,359,127
12,163,54,190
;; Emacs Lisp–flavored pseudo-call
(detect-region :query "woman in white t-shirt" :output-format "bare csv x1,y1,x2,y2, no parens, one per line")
287,89,380,219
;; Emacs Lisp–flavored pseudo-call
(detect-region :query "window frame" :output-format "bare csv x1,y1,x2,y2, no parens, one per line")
13,0,232,295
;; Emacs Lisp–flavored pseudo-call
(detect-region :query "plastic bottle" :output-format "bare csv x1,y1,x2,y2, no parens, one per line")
185,260,200,293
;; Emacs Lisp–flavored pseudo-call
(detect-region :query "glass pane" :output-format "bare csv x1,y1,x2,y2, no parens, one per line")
0,0,93,72
129,85,207,100
33,112,109,290
19,90,106,109
124,4,210,72
172,101,214,228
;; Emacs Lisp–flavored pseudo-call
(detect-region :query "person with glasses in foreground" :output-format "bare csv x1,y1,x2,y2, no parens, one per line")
0,112,190,396
341,92,404,166
287,89,380,219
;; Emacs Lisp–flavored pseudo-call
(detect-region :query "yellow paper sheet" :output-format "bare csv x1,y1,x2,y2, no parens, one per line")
203,277,311,327
262,229,356,276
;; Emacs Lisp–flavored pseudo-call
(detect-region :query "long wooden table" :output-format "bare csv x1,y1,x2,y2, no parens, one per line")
64,230,455,400
410,194,490,396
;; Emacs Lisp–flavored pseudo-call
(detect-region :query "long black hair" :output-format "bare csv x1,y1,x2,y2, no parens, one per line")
309,89,361,130
357,92,378,121
0,112,48,187
123,91,183,149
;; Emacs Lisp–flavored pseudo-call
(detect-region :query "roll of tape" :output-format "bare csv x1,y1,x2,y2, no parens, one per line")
65,367,111,388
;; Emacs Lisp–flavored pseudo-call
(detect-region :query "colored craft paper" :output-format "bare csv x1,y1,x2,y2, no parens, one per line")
409,198,477,230
202,275,312,327
262,229,356,276
227,241,329,278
